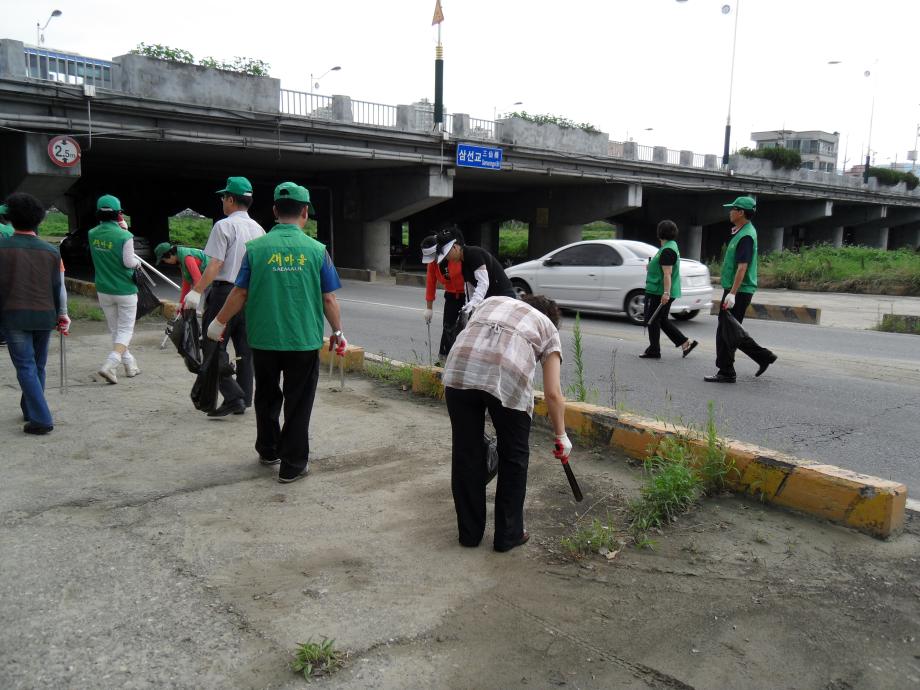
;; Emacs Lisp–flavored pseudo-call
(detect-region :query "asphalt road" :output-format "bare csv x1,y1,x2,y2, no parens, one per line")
333,280,920,496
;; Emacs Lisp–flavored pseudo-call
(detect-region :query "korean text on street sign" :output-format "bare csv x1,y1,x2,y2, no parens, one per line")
456,143,502,170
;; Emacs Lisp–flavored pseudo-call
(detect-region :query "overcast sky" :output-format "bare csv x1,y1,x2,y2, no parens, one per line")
5,0,920,170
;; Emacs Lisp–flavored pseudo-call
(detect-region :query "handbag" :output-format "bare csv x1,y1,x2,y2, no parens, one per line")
133,265,162,320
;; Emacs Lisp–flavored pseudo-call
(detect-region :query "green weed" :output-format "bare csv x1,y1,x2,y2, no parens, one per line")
290,637,344,681
698,400,735,493
561,515,620,557
68,296,105,321
39,211,70,237
364,360,414,387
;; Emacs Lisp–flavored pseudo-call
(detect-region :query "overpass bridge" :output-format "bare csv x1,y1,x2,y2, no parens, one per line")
2,38,919,273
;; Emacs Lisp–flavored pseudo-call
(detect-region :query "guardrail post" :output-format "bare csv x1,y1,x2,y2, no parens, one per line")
704,154,720,169
622,141,638,160
1,40,27,78
452,113,470,138
653,146,668,163
679,149,694,166
332,95,353,123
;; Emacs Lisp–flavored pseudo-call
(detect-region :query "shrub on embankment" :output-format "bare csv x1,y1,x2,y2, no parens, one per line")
709,245,920,295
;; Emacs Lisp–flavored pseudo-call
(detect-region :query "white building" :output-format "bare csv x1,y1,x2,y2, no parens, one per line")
751,130,839,172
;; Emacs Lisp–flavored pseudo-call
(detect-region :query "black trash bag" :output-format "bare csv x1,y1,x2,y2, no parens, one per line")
168,311,202,374
721,310,750,350
133,265,162,320
484,432,499,486
191,339,224,413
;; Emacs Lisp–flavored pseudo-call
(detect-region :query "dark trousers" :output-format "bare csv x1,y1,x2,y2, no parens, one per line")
715,289,774,376
445,387,531,549
252,348,319,478
643,293,688,355
203,282,252,406
438,292,464,358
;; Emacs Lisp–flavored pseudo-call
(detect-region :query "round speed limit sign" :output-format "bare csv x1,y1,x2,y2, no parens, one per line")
47,135,81,168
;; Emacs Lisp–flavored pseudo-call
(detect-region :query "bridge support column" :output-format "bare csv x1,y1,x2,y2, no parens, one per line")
528,224,581,259
808,226,843,247
760,227,784,255
852,227,889,249
681,225,702,261
362,220,390,274
479,221,500,255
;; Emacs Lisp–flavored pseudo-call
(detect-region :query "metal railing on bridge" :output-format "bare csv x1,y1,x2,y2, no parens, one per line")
24,46,114,90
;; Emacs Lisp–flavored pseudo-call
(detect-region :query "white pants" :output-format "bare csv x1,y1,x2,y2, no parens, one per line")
98,293,137,349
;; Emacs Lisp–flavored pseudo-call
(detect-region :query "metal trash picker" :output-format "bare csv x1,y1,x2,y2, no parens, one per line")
59,330,68,395
133,255,184,349
328,346,346,391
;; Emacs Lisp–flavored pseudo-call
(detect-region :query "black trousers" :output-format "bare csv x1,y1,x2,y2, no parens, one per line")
438,292,464,358
252,348,319,478
715,289,774,376
643,293,688,355
445,387,531,549
203,282,252,406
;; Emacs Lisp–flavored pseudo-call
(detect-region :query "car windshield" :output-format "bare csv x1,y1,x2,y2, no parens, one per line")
617,241,657,259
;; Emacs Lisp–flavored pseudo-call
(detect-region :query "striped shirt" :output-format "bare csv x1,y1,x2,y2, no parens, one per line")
442,297,562,416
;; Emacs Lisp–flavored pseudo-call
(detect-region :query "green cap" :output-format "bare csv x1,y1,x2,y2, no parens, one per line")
154,242,174,264
723,195,756,210
97,194,123,212
216,176,253,197
0,204,7,216
273,182,315,213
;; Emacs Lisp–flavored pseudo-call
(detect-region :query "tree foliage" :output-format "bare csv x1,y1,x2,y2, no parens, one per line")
506,111,600,134
738,146,802,170
131,43,270,76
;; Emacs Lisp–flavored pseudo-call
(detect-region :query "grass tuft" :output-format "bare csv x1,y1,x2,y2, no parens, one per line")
291,637,345,681
561,514,620,557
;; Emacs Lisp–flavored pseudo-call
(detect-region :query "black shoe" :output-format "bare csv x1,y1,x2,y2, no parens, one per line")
703,373,736,383
494,531,530,553
638,352,661,359
207,399,246,417
278,466,310,484
682,340,699,358
755,353,778,377
259,455,281,466
23,422,53,435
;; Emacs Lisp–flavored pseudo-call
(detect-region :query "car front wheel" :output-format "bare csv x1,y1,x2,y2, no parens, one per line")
672,310,700,321
511,279,532,298
625,290,646,325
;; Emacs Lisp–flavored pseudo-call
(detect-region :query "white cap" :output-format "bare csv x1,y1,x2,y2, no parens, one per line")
421,243,438,264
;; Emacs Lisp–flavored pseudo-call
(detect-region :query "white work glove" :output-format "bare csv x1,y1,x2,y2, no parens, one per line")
553,433,572,460
184,290,201,311
722,292,736,310
206,318,225,342
329,332,347,356
462,301,478,316
56,314,71,335
423,308,433,324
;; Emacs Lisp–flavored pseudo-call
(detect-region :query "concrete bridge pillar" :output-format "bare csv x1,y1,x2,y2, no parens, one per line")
682,225,703,261
528,224,581,259
479,221,500,255
851,227,889,249
407,219,430,262
807,226,843,247
458,221,482,247
759,227,784,255
362,220,390,274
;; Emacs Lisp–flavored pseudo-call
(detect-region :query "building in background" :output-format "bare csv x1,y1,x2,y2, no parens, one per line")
751,130,839,172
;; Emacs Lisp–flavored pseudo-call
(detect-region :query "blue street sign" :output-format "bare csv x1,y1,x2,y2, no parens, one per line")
456,143,503,170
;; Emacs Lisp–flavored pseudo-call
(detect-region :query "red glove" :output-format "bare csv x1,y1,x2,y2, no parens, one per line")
329,331,347,356
57,315,71,336
553,433,572,461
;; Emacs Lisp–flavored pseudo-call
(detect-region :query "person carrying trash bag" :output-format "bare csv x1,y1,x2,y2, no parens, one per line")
154,242,209,311
441,294,569,552
420,232,465,365
88,194,142,383
639,220,698,360
205,182,345,484
704,196,777,383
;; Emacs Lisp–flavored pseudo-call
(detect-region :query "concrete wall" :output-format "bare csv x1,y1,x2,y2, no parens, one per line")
0,39,27,78
113,54,281,113
499,117,608,156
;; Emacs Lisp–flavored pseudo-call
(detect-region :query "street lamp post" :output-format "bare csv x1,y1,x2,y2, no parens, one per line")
828,60,876,183
493,101,522,120
36,9,62,46
310,66,341,92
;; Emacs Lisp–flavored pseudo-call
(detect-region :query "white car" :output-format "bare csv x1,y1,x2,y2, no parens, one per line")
505,239,714,325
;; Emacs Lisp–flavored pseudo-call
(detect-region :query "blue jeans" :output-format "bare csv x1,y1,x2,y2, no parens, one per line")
5,329,53,428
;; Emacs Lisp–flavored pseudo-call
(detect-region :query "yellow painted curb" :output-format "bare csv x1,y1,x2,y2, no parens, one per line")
406,364,906,539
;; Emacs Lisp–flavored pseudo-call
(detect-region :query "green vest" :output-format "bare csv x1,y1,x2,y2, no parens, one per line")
721,222,758,294
176,246,209,284
89,221,137,295
0,223,13,238
244,224,327,351
645,239,681,297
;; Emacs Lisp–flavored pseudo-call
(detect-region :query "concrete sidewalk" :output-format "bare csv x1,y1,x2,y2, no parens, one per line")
1,321,919,689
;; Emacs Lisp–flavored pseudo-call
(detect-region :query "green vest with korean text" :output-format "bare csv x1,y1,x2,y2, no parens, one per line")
243,224,326,351
721,222,758,294
176,246,209,284
88,221,137,295
645,239,681,298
